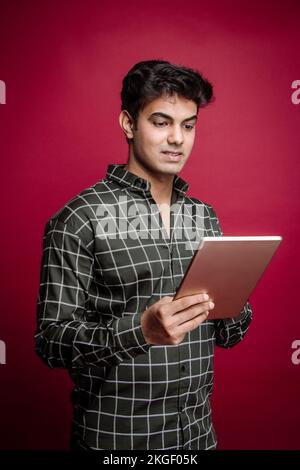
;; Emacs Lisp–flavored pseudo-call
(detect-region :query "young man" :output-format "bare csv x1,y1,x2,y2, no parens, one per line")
35,60,252,450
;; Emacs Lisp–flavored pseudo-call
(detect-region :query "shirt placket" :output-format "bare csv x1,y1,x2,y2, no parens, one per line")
151,191,192,448
177,339,191,448
170,193,193,448
142,189,177,293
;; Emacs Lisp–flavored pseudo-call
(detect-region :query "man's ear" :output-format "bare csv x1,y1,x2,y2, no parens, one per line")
119,110,135,140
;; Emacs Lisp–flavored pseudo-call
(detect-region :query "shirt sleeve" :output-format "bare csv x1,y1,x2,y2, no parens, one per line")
206,204,253,349
35,217,151,370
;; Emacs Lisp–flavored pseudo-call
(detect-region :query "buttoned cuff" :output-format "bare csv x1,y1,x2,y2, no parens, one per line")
113,312,151,359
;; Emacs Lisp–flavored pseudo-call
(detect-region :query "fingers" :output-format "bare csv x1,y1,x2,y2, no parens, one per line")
154,294,212,321
168,293,211,316
167,301,215,328
159,296,174,304
145,294,214,346
174,309,211,337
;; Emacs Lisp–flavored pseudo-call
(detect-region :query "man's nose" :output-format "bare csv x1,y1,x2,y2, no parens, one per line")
167,125,184,146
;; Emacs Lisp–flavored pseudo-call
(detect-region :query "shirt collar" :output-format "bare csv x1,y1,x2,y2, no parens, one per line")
106,163,189,196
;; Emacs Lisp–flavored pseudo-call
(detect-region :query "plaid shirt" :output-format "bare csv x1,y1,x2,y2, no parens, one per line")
35,163,252,450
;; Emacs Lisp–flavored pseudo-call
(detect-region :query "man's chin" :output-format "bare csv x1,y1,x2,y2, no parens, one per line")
157,161,185,174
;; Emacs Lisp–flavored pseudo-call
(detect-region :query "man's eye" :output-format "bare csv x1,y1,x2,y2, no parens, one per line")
153,121,194,129
154,121,168,127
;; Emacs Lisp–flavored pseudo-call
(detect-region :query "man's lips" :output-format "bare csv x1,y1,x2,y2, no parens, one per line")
162,151,182,155
162,151,183,161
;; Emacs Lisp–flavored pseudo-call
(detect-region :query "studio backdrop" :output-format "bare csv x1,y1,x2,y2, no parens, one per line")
0,0,299,450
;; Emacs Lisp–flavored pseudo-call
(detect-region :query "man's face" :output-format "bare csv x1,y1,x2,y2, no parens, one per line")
128,93,198,176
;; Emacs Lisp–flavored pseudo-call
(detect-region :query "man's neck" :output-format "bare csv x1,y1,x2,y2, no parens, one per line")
124,160,174,205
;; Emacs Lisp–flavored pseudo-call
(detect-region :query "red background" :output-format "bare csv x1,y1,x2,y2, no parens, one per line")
1,0,299,450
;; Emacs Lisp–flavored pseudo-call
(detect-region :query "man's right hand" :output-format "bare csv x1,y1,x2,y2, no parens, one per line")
140,294,215,345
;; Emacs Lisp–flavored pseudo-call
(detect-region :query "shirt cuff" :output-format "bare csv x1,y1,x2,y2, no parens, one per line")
113,312,151,359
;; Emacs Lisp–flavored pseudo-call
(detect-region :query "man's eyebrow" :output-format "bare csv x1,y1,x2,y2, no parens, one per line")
149,112,198,122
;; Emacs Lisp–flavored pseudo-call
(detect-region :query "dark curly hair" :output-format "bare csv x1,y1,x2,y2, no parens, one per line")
121,59,214,138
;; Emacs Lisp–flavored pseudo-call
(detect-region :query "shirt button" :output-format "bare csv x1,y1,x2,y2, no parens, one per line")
181,365,186,373
179,405,184,412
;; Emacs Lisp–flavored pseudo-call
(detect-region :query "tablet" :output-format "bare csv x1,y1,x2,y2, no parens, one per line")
173,236,282,319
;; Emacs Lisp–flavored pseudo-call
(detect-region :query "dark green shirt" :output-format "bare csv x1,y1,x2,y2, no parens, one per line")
35,163,252,450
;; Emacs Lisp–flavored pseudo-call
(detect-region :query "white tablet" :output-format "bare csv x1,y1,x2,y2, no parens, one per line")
173,236,282,319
